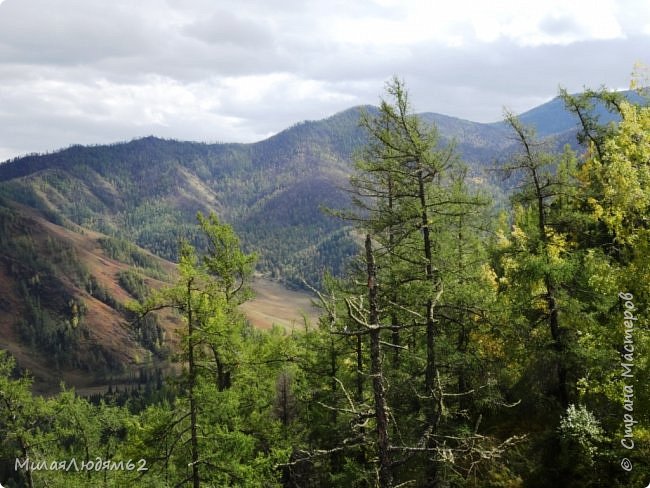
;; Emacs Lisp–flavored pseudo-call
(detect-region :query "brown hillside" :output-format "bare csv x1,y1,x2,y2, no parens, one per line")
0,201,319,394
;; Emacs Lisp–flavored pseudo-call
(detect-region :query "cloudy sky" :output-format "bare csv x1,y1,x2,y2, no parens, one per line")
0,0,648,161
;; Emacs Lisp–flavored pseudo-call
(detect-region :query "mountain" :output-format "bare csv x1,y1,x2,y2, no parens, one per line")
0,196,180,393
0,195,318,393
0,91,635,391
488,88,645,137
0,105,517,291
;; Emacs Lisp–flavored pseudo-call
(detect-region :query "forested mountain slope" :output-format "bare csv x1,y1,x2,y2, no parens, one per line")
0,196,179,392
0,91,635,391
1,83,649,487
0,95,598,287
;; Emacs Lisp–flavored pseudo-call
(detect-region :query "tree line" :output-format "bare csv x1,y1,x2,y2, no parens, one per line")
0,77,648,487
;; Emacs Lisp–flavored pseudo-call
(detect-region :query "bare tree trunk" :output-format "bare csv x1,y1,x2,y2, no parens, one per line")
365,235,393,488
532,167,568,408
387,176,401,368
356,335,364,404
546,280,568,407
417,170,438,398
211,347,231,392
508,113,569,409
416,169,443,486
187,279,200,488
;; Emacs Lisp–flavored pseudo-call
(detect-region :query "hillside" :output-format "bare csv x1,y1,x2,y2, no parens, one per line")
0,103,536,288
0,195,320,392
0,196,180,392
0,109,369,287
0,92,631,392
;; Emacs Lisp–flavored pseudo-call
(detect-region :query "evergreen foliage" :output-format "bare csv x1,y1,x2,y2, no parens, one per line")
0,79,647,487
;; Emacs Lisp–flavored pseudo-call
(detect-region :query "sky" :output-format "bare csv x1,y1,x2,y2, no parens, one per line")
0,0,648,161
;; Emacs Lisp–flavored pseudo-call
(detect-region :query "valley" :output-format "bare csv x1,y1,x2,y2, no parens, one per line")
0,83,646,487
0,94,629,393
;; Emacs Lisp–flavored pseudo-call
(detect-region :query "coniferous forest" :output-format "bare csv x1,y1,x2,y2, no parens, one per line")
0,77,649,487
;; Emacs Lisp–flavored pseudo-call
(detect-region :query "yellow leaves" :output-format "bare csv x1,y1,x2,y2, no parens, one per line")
498,255,517,282
495,229,510,250
472,331,504,360
583,249,618,296
546,231,571,261
587,197,603,220
342,357,354,368
583,100,650,244
511,224,527,244
529,282,549,312
481,264,499,290
630,61,650,93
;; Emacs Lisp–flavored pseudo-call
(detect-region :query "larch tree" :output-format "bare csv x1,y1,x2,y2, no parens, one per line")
305,78,522,488
133,212,286,488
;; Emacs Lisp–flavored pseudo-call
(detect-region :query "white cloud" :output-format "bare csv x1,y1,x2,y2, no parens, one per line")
454,0,624,46
0,0,647,160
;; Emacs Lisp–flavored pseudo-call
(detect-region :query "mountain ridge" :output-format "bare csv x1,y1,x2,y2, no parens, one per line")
0,89,639,392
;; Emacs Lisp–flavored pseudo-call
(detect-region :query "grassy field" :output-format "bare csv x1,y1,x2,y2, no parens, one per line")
243,278,321,330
